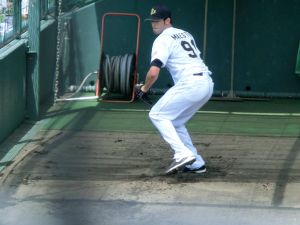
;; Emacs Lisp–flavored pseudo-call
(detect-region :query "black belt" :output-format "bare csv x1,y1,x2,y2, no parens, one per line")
193,72,204,76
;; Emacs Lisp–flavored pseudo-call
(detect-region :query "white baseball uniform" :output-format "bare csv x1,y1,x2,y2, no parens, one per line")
149,27,214,169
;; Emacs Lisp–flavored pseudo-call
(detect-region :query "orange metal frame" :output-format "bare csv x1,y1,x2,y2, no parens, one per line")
96,12,141,103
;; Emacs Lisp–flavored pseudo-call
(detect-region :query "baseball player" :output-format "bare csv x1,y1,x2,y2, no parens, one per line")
136,5,214,174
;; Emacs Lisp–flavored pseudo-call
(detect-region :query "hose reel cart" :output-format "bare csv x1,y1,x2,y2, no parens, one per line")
96,12,141,102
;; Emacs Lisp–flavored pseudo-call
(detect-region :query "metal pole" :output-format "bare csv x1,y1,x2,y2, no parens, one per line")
13,0,21,37
27,0,41,119
227,0,236,98
203,0,208,61
41,0,47,19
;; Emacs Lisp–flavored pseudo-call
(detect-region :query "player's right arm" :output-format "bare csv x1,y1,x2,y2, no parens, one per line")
141,34,170,92
141,64,161,92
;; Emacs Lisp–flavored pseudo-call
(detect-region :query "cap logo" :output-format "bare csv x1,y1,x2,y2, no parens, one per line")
150,8,157,15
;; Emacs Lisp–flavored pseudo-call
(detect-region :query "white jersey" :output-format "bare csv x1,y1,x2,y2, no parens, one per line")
151,27,211,84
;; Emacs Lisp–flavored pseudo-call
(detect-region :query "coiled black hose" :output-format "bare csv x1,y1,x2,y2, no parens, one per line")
100,53,136,96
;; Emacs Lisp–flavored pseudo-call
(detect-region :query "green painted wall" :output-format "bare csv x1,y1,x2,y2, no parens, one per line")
234,0,300,97
63,0,300,97
206,0,233,94
59,5,101,91
39,20,57,103
0,42,27,143
0,20,57,143
61,0,207,90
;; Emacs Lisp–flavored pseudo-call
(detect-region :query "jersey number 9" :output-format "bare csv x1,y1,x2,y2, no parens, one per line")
181,40,199,58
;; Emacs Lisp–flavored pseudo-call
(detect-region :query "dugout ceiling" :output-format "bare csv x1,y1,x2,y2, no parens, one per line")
64,0,300,97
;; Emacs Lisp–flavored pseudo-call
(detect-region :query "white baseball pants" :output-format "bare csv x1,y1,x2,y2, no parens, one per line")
149,73,214,168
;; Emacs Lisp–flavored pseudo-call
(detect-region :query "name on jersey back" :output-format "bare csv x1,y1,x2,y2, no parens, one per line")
171,32,189,40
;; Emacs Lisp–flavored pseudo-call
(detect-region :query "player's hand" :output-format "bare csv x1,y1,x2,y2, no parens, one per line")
134,84,153,106
135,84,146,99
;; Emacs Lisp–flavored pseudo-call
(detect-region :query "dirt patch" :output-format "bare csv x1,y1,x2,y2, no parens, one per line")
2,130,300,187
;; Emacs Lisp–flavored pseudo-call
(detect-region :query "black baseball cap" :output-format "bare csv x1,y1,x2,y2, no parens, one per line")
145,5,171,21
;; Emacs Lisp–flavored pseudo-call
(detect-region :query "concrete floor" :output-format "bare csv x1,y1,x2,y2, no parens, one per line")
0,99,300,225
